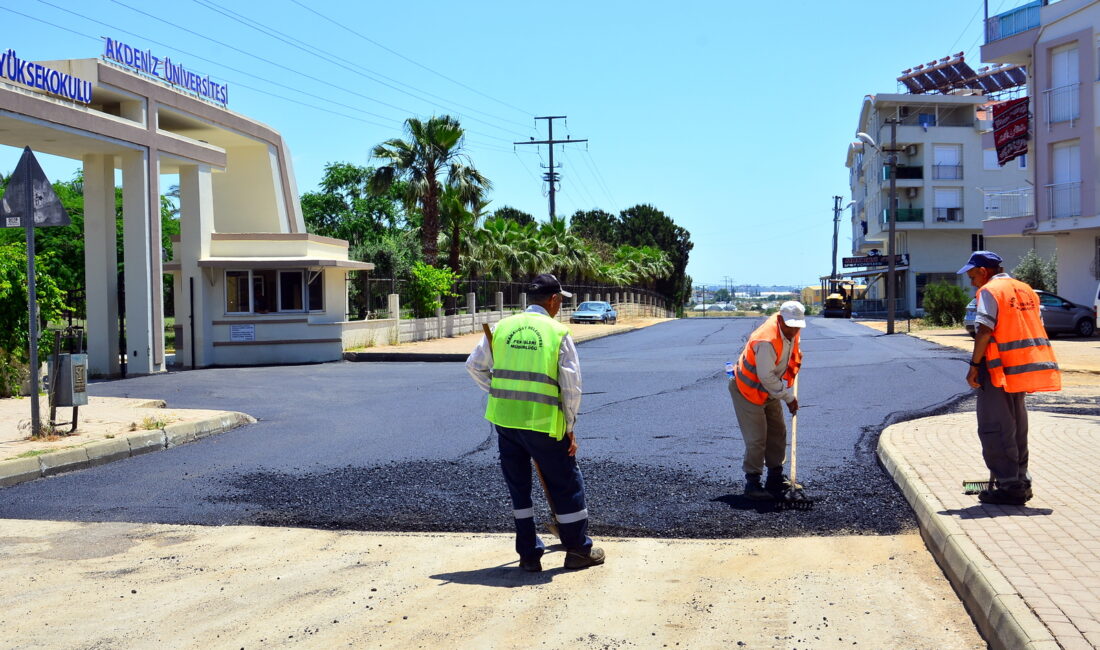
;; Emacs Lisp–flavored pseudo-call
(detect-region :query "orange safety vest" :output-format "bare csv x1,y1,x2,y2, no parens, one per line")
981,277,1061,393
735,315,802,405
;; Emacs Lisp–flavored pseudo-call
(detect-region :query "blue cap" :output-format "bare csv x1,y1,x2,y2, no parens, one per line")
957,251,1003,274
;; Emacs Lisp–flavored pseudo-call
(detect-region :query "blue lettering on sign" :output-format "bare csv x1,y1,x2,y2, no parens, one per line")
102,37,228,105
0,49,93,104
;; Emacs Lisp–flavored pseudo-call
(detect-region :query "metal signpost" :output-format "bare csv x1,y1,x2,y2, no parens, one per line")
0,147,73,436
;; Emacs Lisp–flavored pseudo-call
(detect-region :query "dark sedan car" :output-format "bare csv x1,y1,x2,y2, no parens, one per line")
964,290,1095,337
570,301,617,325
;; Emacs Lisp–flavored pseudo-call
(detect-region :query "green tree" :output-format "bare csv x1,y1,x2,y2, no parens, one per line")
301,163,410,248
618,204,693,307
0,243,68,396
923,282,970,326
714,288,731,302
492,206,535,226
569,209,620,246
368,115,476,266
407,262,458,318
1012,249,1057,293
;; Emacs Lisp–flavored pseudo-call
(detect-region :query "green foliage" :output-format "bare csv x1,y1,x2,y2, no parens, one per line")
713,288,731,302
301,163,411,248
493,206,535,226
0,243,68,397
569,209,621,246
923,282,970,326
1012,249,1057,293
407,262,458,318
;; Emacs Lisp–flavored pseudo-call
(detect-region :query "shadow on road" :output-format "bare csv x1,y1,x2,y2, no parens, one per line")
430,555,574,587
710,494,780,514
938,505,1054,519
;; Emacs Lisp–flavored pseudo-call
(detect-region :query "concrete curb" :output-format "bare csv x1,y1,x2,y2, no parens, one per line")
877,425,1057,650
0,411,256,488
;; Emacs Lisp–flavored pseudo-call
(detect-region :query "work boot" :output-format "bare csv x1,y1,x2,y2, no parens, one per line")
978,486,1028,506
564,547,605,570
519,556,543,572
744,474,773,501
765,469,801,495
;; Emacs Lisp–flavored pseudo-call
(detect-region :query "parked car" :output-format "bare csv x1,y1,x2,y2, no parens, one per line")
570,301,617,325
964,290,1095,337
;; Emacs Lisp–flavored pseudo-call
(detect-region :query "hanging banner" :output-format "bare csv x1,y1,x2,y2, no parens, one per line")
992,96,1029,166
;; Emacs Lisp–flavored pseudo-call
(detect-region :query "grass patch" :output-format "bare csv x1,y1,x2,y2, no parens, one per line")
15,449,50,459
130,416,168,431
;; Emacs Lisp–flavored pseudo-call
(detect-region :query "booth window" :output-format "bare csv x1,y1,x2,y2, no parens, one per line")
225,269,324,314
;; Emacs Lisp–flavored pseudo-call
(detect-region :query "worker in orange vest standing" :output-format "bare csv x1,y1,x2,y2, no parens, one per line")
729,301,805,500
959,251,1061,506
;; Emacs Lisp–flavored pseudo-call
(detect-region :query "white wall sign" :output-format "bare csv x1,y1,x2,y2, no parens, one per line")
230,324,255,342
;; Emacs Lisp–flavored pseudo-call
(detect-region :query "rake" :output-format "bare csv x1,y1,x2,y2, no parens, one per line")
776,375,814,511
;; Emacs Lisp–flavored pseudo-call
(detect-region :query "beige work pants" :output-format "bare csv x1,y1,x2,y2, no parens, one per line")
728,379,788,476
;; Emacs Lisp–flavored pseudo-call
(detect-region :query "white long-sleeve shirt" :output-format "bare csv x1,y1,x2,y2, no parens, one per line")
465,305,582,431
748,334,795,404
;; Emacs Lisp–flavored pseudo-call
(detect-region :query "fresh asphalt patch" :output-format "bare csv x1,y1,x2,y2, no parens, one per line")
213,457,916,539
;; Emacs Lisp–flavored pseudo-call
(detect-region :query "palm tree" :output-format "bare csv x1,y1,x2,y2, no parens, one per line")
439,167,491,274
368,115,477,266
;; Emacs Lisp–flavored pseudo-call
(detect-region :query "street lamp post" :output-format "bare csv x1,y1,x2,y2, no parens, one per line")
856,119,900,334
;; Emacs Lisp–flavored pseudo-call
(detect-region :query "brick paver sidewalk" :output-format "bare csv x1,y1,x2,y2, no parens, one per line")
880,410,1100,649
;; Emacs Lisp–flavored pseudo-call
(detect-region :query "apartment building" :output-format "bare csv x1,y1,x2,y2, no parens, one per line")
982,0,1100,308
846,93,1053,315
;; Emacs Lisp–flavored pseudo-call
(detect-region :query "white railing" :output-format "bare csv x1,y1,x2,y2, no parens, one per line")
1046,182,1081,219
1045,83,1080,128
933,207,963,222
983,188,1034,219
932,164,963,180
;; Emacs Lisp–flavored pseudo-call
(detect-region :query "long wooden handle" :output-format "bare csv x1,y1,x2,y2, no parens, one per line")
790,374,799,485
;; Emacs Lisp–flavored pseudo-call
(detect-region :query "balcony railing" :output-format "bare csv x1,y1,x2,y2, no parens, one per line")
881,208,924,223
1044,83,1080,128
933,207,963,222
983,188,1034,219
984,0,1042,44
881,165,924,181
932,164,963,180
1046,181,1081,219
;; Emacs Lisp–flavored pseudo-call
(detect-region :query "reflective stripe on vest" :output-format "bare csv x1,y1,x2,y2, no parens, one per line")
484,312,570,439
734,315,801,405
982,277,1061,393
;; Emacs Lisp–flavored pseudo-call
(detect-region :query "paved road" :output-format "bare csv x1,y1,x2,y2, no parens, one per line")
0,318,971,538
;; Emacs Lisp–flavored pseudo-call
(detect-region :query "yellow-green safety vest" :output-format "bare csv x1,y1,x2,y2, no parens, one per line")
485,311,570,439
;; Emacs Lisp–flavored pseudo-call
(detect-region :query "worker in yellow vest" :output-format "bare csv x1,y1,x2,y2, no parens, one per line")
960,251,1061,506
729,301,805,500
466,274,604,572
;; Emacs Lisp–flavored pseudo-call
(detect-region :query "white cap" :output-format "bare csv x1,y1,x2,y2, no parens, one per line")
779,301,806,328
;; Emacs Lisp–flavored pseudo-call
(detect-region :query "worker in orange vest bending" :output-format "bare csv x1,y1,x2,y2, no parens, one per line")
959,251,1061,506
729,301,805,500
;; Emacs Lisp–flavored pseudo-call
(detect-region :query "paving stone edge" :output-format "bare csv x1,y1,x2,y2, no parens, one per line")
0,411,255,487
877,424,1057,650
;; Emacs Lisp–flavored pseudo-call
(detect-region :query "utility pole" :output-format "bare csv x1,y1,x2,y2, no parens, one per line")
831,196,842,280
514,116,588,220
885,118,900,335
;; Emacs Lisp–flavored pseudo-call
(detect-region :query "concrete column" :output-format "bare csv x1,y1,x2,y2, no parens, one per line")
495,291,504,313
584,293,591,303
614,292,620,305
571,294,578,310
178,164,215,367
82,154,119,377
467,292,476,328
388,293,400,343
435,306,444,339
120,150,157,375
520,293,527,310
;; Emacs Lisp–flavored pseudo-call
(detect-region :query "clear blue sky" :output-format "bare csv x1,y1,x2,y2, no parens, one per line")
0,0,1009,288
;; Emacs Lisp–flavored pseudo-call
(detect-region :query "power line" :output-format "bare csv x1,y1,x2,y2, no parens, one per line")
514,116,588,220
287,0,534,118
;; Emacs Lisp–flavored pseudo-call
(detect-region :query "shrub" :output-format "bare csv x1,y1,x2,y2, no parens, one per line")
407,262,458,318
1012,249,1057,293
0,243,67,397
923,282,970,326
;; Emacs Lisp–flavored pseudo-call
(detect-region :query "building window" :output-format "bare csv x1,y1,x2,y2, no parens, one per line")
1047,43,1080,126
224,269,324,314
226,271,250,313
916,273,958,308
933,144,963,179
1017,153,1027,169
972,234,985,251
933,188,963,222
1049,140,1081,218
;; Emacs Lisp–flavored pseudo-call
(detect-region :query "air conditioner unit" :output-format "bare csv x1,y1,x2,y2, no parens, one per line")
905,187,919,199
905,144,918,156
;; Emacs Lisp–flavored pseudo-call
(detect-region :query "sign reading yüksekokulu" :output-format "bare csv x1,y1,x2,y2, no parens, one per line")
102,38,229,105
0,49,93,104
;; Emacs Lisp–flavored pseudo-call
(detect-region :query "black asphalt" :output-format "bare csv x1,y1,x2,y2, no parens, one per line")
0,318,974,538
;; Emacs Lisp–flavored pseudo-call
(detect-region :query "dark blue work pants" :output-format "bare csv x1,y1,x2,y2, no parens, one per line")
496,424,592,562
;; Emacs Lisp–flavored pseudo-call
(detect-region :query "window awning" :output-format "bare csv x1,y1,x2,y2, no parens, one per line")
845,265,909,278
163,258,375,272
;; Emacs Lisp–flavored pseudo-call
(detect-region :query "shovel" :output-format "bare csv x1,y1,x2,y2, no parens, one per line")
482,324,562,539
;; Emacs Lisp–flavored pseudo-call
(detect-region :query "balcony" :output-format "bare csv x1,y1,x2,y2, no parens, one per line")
932,164,963,180
880,208,924,224
881,165,923,181
933,207,964,222
1045,83,1080,128
984,1,1042,44
1046,181,1081,219
983,188,1034,219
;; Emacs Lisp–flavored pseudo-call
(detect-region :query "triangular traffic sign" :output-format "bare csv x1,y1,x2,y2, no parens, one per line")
0,146,71,228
